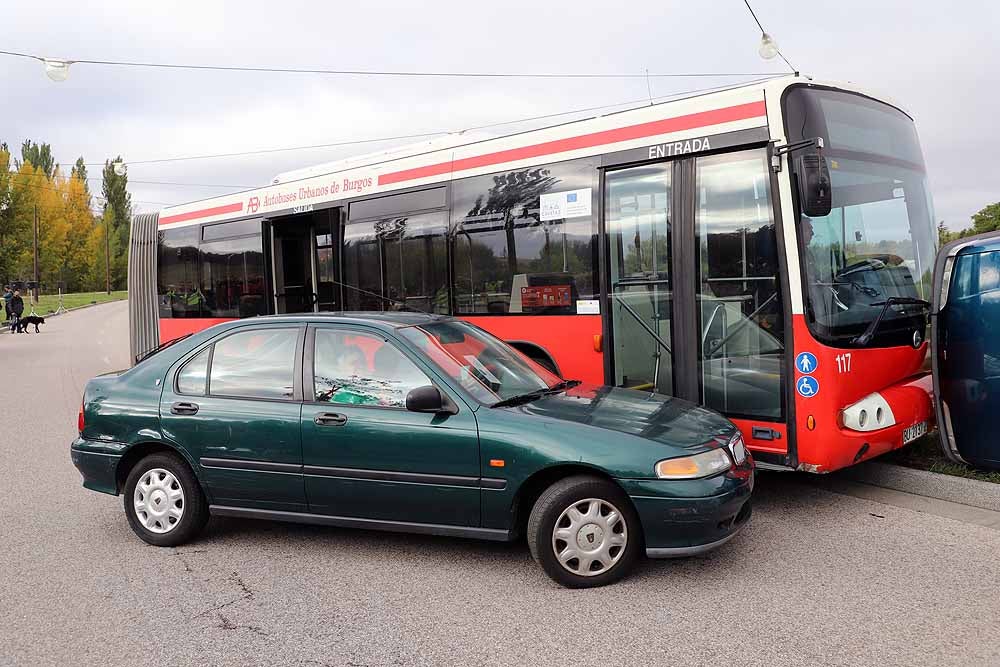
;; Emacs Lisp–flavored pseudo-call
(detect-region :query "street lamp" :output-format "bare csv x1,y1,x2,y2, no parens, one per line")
758,33,779,60
42,59,72,82
113,160,127,176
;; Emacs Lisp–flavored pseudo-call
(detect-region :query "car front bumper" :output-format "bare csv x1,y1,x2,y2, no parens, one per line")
71,437,123,495
618,467,754,558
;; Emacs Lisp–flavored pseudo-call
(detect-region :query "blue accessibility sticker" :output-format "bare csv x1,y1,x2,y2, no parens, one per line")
796,376,820,398
794,352,818,375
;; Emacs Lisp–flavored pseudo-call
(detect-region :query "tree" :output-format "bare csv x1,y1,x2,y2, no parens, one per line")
20,140,56,179
71,157,90,196
101,156,132,290
971,202,1000,236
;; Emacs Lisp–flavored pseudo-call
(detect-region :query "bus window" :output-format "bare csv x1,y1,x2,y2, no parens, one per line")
450,158,597,315
157,227,204,318
606,163,673,395
342,220,384,311
200,234,266,318
381,212,449,314
695,148,784,420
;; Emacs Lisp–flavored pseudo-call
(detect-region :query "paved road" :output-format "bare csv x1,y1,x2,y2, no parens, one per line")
2,301,999,667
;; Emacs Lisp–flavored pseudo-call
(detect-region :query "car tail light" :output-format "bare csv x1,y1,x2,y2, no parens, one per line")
78,399,85,434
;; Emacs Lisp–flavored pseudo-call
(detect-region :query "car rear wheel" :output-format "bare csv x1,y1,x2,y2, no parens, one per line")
123,453,208,547
527,475,641,588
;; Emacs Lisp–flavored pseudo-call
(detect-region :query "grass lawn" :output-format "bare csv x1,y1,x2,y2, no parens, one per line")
885,431,1000,484
14,290,127,316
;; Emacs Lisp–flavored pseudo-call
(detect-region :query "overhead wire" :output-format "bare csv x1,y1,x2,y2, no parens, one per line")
0,48,781,80
68,74,785,170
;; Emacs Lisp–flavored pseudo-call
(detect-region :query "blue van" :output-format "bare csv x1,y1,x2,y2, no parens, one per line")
932,231,1000,469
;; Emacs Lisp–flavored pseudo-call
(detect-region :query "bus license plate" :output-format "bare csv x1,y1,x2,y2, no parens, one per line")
903,421,928,444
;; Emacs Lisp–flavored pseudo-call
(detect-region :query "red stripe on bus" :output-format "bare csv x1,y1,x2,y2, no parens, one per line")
378,100,767,186
159,202,244,225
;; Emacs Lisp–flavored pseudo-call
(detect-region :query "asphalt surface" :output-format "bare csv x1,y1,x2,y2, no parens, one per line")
2,301,999,667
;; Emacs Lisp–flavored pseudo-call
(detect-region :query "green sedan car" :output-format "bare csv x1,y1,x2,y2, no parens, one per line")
71,313,753,588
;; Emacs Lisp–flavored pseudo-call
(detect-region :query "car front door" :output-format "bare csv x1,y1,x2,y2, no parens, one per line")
300,325,481,527
160,325,307,512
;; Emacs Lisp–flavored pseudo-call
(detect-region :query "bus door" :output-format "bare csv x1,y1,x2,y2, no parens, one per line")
269,208,342,314
605,148,789,463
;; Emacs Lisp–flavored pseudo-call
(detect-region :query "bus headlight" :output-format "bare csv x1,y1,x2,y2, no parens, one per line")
840,393,896,432
655,448,733,479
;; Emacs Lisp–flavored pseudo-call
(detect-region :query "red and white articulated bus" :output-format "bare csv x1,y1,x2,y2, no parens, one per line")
128,74,937,473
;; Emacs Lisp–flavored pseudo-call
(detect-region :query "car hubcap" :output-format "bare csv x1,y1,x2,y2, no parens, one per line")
133,468,184,534
552,498,627,576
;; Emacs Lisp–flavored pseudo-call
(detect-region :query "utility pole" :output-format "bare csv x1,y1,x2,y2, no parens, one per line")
105,212,111,295
33,204,40,303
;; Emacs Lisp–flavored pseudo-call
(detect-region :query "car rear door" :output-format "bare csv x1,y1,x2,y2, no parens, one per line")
300,324,481,527
160,324,307,511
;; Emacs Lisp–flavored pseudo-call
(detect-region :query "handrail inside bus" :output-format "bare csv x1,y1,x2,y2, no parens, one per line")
610,293,672,355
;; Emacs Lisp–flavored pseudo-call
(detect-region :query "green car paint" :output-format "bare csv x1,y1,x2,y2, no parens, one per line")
71,313,753,557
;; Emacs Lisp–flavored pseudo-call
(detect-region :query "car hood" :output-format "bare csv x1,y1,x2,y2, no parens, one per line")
501,383,736,450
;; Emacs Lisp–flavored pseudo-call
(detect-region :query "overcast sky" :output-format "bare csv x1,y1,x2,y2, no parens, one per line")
2,1,997,228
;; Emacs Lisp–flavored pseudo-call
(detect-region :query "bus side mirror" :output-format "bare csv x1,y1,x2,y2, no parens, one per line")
796,152,832,217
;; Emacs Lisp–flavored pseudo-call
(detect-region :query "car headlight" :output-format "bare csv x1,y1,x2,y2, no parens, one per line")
655,448,733,479
728,433,748,464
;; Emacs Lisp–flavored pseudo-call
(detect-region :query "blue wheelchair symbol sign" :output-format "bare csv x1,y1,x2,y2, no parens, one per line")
795,352,818,375
796,376,819,398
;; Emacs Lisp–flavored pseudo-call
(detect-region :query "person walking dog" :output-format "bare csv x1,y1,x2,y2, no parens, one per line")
3,286,12,325
9,289,24,334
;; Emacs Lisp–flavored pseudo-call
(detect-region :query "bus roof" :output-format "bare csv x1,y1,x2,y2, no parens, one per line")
156,75,901,230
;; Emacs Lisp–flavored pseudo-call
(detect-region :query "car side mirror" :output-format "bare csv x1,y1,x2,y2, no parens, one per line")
796,151,832,217
405,385,458,415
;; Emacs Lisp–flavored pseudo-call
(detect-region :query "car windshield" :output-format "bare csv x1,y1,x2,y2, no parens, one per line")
785,87,937,346
397,320,563,405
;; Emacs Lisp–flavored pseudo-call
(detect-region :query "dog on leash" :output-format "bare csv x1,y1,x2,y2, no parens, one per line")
13,315,45,333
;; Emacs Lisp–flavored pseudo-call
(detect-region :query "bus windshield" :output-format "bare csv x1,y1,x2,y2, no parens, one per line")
785,87,937,347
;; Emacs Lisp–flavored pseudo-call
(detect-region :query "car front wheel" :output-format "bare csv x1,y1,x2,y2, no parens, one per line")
527,475,641,588
123,453,208,547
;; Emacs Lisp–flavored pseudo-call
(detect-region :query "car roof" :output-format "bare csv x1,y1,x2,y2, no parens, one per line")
233,311,450,330
943,231,1000,258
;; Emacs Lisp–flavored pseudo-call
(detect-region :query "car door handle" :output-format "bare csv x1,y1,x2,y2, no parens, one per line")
171,401,199,416
314,412,348,426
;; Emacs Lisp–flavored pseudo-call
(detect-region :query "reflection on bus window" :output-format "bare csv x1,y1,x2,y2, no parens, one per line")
695,148,784,420
450,158,597,315
158,227,204,318
158,226,266,319
343,212,449,314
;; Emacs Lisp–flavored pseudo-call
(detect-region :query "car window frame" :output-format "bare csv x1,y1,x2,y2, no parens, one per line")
172,324,305,403
303,323,457,413
174,345,211,396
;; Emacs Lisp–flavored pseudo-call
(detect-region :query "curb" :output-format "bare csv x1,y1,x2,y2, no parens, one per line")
1,298,127,332
841,460,1000,513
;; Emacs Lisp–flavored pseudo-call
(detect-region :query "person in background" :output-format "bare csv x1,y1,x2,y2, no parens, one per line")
3,286,12,325
9,289,24,334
